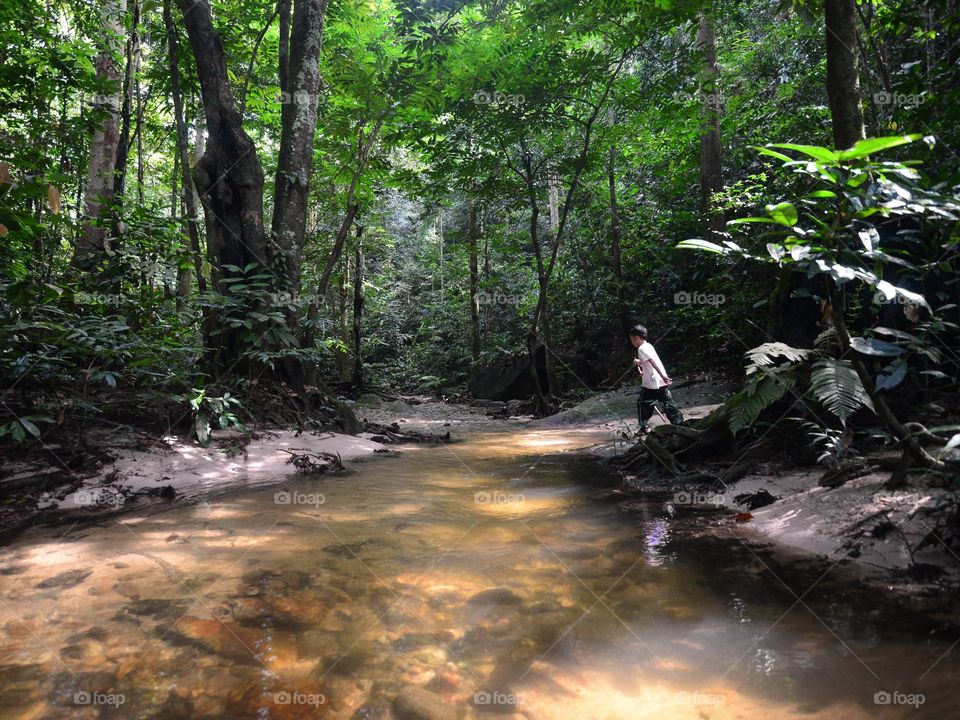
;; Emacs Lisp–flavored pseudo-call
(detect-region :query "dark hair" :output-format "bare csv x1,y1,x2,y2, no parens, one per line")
629,325,648,339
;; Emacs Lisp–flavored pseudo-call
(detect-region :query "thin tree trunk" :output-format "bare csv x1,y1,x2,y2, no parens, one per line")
338,258,351,382
697,10,724,239
165,0,206,312
828,282,941,468
607,108,629,336
468,201,481,363
114,0,139,210
315,113,386,297
438,212,444,301
351,225,364,388
74,0,126,263
825,0,865,149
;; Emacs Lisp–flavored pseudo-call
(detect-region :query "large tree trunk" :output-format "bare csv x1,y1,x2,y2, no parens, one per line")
74,0,126,263
825,0,865,149
176,0,268,368
697,11,724,240
468,200,481,363
271,0,327,295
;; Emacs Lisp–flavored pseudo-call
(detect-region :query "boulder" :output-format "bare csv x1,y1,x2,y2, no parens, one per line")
468,346,547,401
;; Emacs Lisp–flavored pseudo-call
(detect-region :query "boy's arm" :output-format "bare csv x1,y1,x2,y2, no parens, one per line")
651,359,672,384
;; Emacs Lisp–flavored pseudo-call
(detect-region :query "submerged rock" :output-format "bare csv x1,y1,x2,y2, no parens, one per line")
393,686,458,720
34,569,91,590
160,617,263,665
466,588,522,606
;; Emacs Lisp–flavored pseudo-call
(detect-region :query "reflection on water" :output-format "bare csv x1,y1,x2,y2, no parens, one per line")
0,427,956,719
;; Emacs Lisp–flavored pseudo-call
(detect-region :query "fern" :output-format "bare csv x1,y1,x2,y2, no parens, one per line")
744,342,815,375
727,368,796,434
809,358,874,425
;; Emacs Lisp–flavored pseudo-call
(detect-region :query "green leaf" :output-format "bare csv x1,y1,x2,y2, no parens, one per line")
18,417,41,438
765,202,798,226
876,360,908,391
768,143,839,162
837,135,921,160
727,369,795,435
744,342,815,374
676,239,728,254
849,336,904,356
810,358,874,425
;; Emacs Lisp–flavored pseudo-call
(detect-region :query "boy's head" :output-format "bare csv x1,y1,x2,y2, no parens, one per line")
629,325,648,348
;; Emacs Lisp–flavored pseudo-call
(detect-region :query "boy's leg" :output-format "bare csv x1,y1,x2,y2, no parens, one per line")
637,388,655,431
659,388,685,425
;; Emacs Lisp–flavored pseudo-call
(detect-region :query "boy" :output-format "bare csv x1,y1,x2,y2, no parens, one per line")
629,325,685,434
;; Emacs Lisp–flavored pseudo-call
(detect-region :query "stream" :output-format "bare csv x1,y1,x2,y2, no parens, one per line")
0,425,956,719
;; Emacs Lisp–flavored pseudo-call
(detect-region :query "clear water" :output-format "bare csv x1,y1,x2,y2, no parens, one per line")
0,427,955,719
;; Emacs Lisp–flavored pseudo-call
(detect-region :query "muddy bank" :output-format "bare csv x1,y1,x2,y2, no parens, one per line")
566,381,960,594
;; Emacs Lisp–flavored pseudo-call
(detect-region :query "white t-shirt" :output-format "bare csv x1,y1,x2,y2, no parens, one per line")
637,342,665,390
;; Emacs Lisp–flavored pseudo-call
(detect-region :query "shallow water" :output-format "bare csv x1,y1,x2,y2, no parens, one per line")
0,426,956,719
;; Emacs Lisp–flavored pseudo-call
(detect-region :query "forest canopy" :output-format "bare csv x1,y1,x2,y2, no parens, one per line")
1,0,958,458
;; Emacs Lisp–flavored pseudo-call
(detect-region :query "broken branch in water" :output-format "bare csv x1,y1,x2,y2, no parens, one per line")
281,449,345,475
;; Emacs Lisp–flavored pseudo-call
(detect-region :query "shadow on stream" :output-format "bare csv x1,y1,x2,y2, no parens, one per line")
0,425,956,718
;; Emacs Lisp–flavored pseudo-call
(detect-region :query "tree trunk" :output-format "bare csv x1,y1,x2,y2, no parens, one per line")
468,200,481,363
315,113,386,297
607,107,629,336
697,10,724,240
825,0,865,149
271,0,327,296
338,258,351,383
114,0,139,210
165,0,206,311
827,282,941,468
351,225,364,389
176,0,268,368
74,0,126,263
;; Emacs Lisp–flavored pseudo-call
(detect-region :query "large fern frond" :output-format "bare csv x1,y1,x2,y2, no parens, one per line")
809,358,874,425
727,368,796,435
744,342,815,375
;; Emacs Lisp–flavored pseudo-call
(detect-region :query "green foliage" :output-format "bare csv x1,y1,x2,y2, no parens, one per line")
727,368,796,435
809,358,874,426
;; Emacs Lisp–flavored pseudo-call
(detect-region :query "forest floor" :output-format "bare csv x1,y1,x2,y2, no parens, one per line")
3,380,957,597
